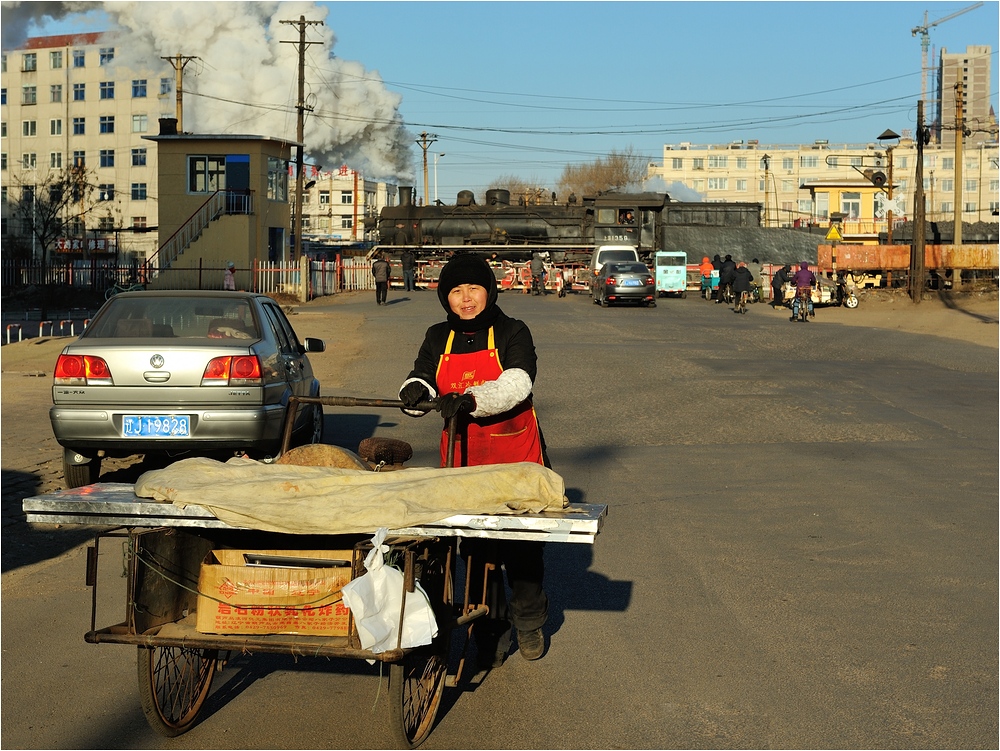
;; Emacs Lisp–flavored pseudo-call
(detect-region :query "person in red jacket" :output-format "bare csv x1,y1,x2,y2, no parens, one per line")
699,256,714,298
398,253,549,665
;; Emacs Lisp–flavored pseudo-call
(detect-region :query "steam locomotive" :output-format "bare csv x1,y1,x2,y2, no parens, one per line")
371,186,762,263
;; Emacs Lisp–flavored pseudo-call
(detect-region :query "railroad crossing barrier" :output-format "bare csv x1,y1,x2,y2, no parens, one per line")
6,324,23,344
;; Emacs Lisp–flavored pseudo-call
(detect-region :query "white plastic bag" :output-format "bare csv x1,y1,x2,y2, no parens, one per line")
341,528,439,654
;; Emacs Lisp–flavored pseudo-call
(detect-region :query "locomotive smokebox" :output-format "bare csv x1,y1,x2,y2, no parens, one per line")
485,189,511,207
457,190,477,207
399,186,414,206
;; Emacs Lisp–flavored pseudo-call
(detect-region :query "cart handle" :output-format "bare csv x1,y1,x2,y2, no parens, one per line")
280,395,459,468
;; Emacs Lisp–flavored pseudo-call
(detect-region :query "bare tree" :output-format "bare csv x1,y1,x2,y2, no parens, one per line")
7,167,96,263
488,175,555,206
558,146,647,199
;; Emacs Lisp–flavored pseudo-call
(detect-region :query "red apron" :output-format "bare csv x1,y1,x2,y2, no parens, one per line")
435,328,544,468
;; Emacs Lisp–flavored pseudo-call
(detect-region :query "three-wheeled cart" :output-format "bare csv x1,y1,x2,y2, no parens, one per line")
654,251,688,298
22,396,606,748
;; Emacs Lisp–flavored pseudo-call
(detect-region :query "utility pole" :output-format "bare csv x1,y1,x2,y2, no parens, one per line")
911,100,927,304
416,132,437,207
953,82,964,248
160,54,199,131
280,15,324,261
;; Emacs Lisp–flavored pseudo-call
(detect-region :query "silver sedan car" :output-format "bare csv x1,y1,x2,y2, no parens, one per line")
50,290,326,487
592,262,656,307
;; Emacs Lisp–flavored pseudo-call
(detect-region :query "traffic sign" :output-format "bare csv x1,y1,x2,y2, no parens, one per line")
825,224,843,241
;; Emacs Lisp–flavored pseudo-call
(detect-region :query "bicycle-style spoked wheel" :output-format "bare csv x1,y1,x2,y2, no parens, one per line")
388,648,450,747
137,645,217,737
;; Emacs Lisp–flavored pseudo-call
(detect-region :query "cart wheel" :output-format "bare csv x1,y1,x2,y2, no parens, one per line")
681,290,687,299
137,645,217,737
844,294,859,309
388,649,449,748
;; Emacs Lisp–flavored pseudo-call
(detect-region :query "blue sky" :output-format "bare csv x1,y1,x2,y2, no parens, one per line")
21,1,1000,198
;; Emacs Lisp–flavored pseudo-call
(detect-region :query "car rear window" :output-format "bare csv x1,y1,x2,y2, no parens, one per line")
610,263,649,274
84,297,260,340
599,250,638,263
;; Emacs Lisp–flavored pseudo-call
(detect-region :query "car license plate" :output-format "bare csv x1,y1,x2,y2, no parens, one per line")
122,415,191,438
622,279,642,286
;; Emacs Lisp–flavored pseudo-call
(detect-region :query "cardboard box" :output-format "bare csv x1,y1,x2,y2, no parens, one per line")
196,549,354,636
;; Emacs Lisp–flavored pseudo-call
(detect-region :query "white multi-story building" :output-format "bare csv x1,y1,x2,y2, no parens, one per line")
296,166,397,251
2,32,172,260
936,45,994,146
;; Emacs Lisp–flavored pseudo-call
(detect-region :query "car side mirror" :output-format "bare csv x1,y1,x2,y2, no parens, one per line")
303,337,326,353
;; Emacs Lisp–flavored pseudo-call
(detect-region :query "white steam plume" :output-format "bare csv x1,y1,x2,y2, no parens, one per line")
3,1,415,182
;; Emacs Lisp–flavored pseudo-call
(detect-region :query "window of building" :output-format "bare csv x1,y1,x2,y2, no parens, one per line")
963,202,976,213
735,179,747,192
99,47,115,65
989,201,999,215
22,53,37,72
22,153,37,169
942,157,954,170
131,148,147,166
896,156,907,169
73,83,85,101
22,120,36,137
319,191,330,204
800,156,818,168
50,119,62,136
267,156,287,201
827,156,839,168
160,77,171,95
73,49,85,67
73,117,85,135
736,157,747,169
98,215,115,231
1,153,6,171
99,116,115,134
941,179,954,192
50,152,62,168
99,81,114,100
671,158,683,169
50,84,62,102
758,178,766,191
798,199,812,216
708,156,728,169
781,179,794,192
964,179,977,192
692,158,704,170
341,217,353,229
990,179,999,193
131,114,148,133
301,216,311,229
132,79,147,98
50,50,63,69
132,216,147,229
940,201,952,213
849,156,862,167
1,88,5,105
841,191,861,219
98,184,114,201
782,158,794,171
815,193,829,219
22,85,36,105
100,149,114,168
187,155,225,193
1,122,5,137
707,178,728,190
73,150,85,167
131,183,147,200
965,159,977,171
341,192,353,204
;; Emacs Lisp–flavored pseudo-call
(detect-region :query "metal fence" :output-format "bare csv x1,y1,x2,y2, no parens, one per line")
1,257,376,300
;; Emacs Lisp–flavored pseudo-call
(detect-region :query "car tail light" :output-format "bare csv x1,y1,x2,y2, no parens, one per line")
202,355,263,386
54,354,113,385
646,276,654,285
606,277,616,286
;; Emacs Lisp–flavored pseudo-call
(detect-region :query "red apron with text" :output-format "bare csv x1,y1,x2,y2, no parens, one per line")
436,328,544,468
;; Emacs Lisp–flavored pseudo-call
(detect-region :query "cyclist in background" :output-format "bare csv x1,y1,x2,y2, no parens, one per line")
791,262,817,322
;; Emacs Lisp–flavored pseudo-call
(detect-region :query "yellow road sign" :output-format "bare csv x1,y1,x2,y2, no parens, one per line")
825,225,843,242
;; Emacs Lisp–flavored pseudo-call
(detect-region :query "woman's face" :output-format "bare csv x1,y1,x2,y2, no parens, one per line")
448,284,488,319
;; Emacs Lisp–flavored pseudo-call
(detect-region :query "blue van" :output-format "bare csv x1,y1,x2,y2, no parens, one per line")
654,251,688,298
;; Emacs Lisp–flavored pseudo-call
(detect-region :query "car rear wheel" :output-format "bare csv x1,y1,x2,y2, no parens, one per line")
308,403,325,444
63,450,102,488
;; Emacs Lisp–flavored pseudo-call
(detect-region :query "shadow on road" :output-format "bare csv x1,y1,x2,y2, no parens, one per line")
937,289,999,323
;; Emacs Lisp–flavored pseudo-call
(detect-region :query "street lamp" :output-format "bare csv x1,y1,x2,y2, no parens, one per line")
877,129,900,244
433,153,446,205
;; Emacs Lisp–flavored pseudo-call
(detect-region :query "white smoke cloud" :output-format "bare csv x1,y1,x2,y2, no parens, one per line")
643,175,704,202
2,1,415,181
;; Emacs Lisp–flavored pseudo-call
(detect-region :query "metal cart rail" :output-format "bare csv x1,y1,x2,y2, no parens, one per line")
22,395,605,747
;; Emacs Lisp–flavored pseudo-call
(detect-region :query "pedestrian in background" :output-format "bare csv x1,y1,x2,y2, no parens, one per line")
400,248,417,292
223,261,236,291
772,264,792,308
372,253,391,306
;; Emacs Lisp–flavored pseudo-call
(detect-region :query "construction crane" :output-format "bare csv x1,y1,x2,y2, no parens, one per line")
912,3,983,109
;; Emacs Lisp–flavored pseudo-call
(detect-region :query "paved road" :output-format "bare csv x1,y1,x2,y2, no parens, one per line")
2,288,997,749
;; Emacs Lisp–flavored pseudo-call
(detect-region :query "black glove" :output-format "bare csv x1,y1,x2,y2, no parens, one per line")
439,392,476,421
400,382,430,410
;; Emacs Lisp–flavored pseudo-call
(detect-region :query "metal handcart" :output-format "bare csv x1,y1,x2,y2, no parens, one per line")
22,395,606,748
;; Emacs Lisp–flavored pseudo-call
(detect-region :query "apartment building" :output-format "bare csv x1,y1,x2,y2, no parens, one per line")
936,45,994,145
296,166,397,249
1,33,172,260
650,137,999,236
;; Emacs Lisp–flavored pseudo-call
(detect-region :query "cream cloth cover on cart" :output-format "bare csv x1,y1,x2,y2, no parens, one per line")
135,456,567,535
